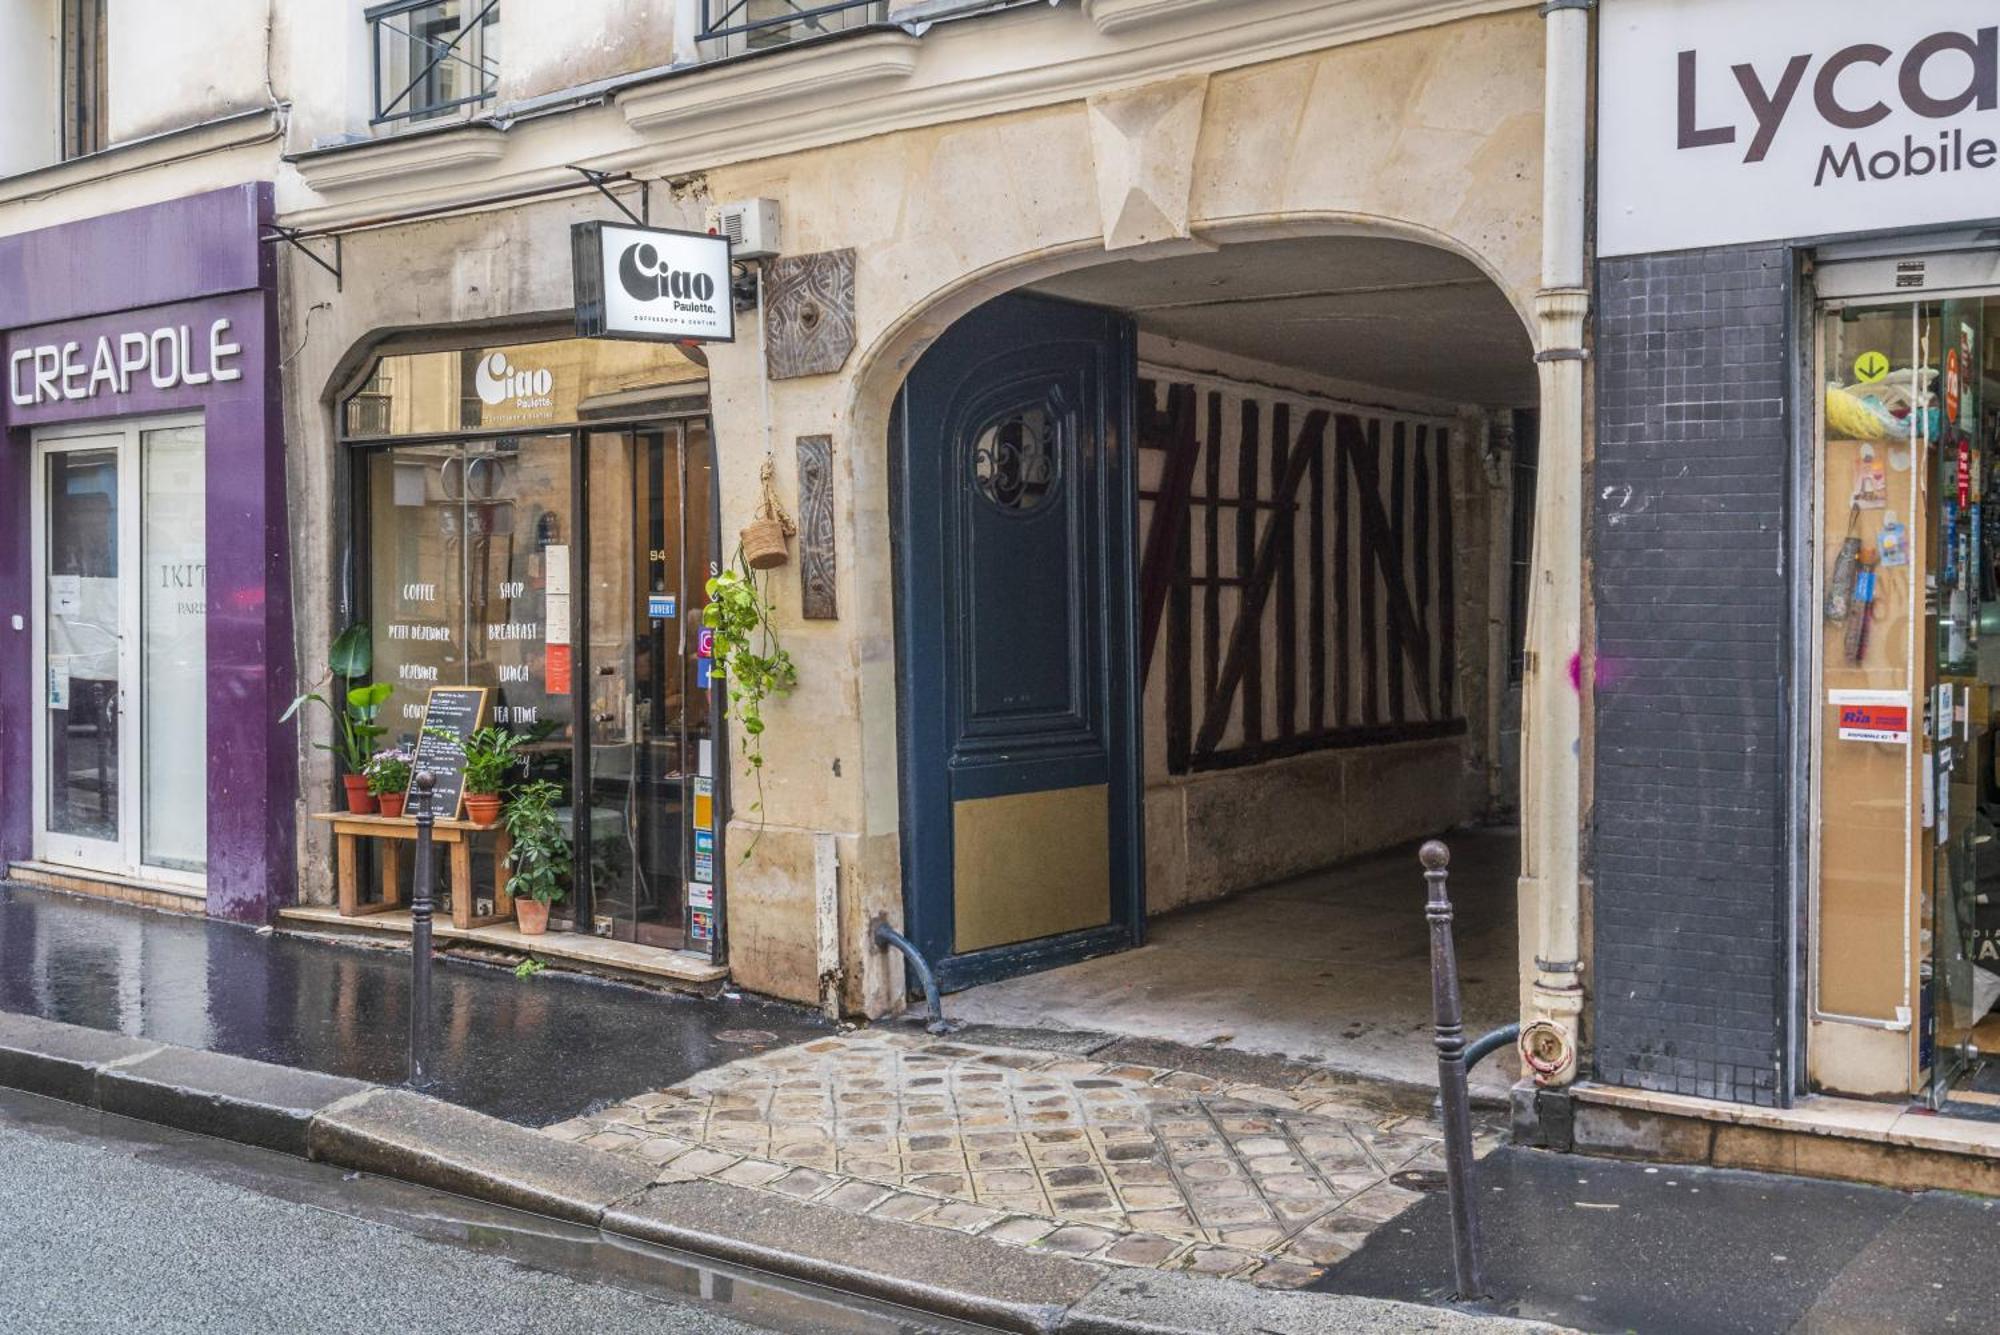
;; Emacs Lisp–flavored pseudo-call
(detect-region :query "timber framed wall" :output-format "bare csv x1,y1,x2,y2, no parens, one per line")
1135,355,1498,913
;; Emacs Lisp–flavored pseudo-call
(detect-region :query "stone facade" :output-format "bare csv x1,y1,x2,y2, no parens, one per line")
258,3,1557,1019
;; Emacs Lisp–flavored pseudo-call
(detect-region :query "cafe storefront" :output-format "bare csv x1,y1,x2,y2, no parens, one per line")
329,334,726,957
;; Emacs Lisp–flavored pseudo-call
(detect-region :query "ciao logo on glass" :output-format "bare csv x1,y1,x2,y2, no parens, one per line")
9,319,243,407
474,351,554,409
573,220,734,344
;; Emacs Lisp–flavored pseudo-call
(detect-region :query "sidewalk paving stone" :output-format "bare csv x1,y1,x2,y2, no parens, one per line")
546,1029,1504,1290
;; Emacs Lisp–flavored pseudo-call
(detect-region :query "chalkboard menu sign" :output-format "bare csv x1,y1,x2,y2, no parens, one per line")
408,686,488,821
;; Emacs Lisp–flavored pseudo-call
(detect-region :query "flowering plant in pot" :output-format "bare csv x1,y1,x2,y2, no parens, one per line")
461,726,522,825
502,780,570,936
281,625,392,814
366,747,414,818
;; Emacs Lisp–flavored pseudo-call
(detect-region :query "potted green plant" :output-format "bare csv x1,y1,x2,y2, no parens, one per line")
281,625,393,814
366,747,414,819
704,550,799,854
502,779,570,936
461,725,523,825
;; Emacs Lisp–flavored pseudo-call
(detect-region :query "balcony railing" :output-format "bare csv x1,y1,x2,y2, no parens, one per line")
698,0,889,59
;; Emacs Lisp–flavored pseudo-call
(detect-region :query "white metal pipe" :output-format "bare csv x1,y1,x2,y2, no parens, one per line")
1518,0,1592,1083
1540,1,1590,291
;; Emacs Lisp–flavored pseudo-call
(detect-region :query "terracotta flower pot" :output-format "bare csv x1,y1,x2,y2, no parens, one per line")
342,774,377,815
377,791,406,819
515,898,550,936
464,793,502,826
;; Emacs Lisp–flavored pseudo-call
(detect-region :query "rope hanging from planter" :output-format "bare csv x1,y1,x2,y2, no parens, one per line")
741,454,797,570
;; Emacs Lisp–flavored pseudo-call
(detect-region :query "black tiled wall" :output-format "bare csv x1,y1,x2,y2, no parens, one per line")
1591,243,1793,1107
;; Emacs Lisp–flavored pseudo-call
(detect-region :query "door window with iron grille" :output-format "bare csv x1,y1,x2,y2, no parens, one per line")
369,0,500,124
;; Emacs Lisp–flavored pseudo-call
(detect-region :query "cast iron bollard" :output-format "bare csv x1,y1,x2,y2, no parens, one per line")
1421,839,1487,1301
408,771,437,1090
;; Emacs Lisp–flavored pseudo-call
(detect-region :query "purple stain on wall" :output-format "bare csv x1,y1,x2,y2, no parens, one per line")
0,185,293,923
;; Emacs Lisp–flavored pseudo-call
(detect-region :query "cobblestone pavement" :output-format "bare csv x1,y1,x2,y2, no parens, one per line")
547,1030,1504,1289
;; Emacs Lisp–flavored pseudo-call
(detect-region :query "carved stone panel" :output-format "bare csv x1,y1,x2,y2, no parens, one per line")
797,434,838,620
765,250,857,381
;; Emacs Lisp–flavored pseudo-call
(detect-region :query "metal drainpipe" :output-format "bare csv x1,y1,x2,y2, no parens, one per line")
871,917,953,1035
1518,0,1593,1087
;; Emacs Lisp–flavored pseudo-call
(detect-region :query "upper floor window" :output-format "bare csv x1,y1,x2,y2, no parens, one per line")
369,0,500,125
699,1,887,60
61,0,107,159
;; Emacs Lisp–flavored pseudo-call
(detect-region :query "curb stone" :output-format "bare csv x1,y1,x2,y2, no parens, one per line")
0,1012,1563,1334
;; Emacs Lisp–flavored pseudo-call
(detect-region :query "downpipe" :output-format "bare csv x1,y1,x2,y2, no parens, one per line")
870,918,958,1035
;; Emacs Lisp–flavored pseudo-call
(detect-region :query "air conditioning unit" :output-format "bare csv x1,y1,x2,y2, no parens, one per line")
705,199,782,261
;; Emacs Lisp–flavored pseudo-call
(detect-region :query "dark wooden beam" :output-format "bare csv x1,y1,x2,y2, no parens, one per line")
1193,408,1330,757
1273,401,1297,739
1137,381,1201,683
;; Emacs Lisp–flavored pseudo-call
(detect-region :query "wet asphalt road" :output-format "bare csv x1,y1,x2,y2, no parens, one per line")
0,1086,978,1335
0,883,828,1125
1319,1145,2000,1334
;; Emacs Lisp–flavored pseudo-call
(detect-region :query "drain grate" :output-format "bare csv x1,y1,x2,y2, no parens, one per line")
1390,1168,1449,1193
713,1029,780,1045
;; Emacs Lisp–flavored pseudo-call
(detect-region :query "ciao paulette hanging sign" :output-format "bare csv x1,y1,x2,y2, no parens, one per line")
572,222,734,344
1600,2,2000,256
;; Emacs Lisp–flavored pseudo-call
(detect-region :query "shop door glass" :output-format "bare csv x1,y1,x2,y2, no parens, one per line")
42,443,123,860
583,423,716,951
141,425,208,874
1925,295,1995,1103
1825,294,2000,1102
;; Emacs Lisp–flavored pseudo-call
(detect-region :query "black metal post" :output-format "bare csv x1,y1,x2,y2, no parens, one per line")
1422,839,1487,1301
409,771,437,1090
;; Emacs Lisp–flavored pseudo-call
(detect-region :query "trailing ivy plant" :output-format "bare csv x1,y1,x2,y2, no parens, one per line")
703,549,798,853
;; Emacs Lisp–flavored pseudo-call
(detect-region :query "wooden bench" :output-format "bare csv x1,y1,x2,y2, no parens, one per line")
310,813,514,930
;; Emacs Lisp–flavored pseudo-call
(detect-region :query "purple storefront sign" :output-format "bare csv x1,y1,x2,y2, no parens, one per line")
0,185,293,922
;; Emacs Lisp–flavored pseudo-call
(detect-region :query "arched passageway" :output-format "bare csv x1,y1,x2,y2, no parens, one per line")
888,232,1539,1093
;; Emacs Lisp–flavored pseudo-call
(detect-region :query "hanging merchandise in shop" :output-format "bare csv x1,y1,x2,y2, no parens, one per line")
573,222,735,343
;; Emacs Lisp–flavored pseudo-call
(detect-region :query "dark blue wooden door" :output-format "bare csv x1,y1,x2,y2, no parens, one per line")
894,292,1141,991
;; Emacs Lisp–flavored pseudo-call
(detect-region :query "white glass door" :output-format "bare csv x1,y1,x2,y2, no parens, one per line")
32,418,206,891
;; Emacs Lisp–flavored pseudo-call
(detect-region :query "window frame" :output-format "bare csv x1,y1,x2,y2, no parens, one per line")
697,0,889,55
59,0,108,161
366,0,500,127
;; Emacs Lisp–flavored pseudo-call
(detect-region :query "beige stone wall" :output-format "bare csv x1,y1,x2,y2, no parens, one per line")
278,8,1547,1016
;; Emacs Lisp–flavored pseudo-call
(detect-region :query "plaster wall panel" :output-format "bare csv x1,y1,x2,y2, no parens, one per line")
107,0,273,143
0,2,57,179
500,0,679,103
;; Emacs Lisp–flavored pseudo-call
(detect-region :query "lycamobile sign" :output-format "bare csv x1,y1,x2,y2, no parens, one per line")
1600,2,2000,257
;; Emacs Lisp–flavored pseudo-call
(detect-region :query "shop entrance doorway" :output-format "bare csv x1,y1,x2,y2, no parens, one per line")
31,416,208,893
341,336,723,959
1811,249,2000,1109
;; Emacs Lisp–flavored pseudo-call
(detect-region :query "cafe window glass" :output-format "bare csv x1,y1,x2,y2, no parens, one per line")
365,435,575,798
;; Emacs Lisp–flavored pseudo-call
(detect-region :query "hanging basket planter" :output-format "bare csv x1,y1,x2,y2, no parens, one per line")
738,455,797,570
